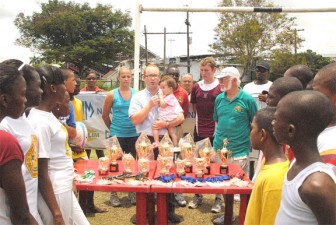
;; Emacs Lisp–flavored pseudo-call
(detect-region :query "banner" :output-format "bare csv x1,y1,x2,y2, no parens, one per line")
77,92,110,149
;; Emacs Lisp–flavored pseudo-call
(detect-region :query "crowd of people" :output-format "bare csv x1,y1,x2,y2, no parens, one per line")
0,56,335,225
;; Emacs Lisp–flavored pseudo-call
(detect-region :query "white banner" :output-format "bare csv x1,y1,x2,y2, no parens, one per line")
77,92,110,149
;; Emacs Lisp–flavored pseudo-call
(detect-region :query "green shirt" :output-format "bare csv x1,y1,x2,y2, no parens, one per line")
213,88,257,157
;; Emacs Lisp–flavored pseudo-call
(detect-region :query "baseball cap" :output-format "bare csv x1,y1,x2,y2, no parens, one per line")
215,67,241,79
256,61,270,70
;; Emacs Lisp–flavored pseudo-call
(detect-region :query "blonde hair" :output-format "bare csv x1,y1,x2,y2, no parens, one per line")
200,57,216,69
118,66,131,78
143,64,160,75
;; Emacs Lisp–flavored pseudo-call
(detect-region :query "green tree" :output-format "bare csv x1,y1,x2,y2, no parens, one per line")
211,0,303,77
270,49,335,79
15,0,134,74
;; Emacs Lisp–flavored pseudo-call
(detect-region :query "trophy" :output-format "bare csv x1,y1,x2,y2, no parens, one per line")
218,139,232,174
136,133,151,159
175,159,186,178
122,153,134,175
138,158,149,176
198,138,214,175
103,136,122,172
98,157,109,175
194,157,206,178
158,134,174,157
158,155,172,176
109,144,122,172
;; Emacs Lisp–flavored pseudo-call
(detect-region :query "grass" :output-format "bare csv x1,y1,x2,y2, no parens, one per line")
86,192,240,225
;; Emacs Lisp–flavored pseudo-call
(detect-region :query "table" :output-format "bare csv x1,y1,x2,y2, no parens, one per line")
151,163,253,225
74,160,157,225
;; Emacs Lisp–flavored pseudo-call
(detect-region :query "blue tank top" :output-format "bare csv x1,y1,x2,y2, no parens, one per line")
109,88,138,137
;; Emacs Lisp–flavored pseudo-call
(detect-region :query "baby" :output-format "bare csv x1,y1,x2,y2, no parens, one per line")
153,76,183,147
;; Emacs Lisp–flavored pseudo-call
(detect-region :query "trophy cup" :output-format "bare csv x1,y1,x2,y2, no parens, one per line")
198,138,214,175
122,153,134,175
138,158,149,176
180,142,195,173
98,157,109,175
158,155,171,176
175,159,186,178
136,134,151,159
109,144,122,172
158,141,173,157
102,136,122,172
218,139,232,174
194,157,206,178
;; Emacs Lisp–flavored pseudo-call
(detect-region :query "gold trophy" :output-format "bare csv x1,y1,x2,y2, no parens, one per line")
138,158,149,176
109,144,122,172
136,134,151,159
180,142,195,173
198,138,214,175
122,153,134,175
102,136,122,172
158,155,171,176
194,157,206,178
175,159,186,178
179,133,196,173
158,141,173,157
218,139,232,174
98,157,109,175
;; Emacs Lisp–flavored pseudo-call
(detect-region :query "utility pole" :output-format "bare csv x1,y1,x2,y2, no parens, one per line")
292,28,304,63
168,39,175,58
144,25,148,65
185,7,191,73
143,29,192,70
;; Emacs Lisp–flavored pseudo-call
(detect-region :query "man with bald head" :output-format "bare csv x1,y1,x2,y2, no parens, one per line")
313,62,336,165
273,91,335,225
283,64,314,89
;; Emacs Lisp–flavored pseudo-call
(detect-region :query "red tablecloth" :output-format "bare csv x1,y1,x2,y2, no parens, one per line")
152,163,253,225
74,160,156,225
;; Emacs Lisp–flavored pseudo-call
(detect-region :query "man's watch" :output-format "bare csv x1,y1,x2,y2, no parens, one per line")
166,121,170,128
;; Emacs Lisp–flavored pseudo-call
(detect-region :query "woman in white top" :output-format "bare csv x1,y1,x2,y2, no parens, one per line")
1,60,43,224
28,66,89,225
0,62,38,225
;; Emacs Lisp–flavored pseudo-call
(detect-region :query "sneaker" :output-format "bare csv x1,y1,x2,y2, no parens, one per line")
110,192,121,207
174,193,187,207
168,212,181,223
128,192,136,205
212,214,235,224
212,214,224,225
211,198,222,213
188,194,203,209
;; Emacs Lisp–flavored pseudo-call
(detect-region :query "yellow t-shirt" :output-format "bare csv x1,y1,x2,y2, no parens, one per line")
71,97,87,160
71,97,84,121
244,160,289,225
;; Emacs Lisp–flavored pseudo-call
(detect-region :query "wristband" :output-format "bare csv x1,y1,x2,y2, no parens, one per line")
166,121,170,128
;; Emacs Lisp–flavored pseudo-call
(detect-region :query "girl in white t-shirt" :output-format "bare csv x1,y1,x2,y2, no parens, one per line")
28,66,89,225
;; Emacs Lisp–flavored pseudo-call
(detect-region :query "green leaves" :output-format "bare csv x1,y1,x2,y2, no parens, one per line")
15,0,133,72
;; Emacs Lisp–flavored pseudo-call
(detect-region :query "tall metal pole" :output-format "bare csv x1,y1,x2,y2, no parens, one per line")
186,11,190,73
134,0,141,90
144,25,148,65
164,27,166,69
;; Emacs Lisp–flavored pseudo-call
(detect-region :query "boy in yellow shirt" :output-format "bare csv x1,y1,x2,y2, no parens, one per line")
244,107,289,225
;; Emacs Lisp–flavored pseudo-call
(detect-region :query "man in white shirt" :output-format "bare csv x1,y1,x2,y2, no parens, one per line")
243,61,272,110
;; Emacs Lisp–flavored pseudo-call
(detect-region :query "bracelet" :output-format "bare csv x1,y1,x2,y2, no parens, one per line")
166,121,170,128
